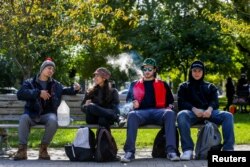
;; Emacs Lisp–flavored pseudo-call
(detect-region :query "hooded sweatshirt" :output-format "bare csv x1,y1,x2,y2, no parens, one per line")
177,60,219,111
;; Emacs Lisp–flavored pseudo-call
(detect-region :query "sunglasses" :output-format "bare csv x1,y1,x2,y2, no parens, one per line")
142,67,154,72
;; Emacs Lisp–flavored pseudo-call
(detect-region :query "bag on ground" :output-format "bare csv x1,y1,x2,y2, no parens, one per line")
152,127,180,158
229,105,236,114
65,127,95,161
95,127,118,162
195,121,222,160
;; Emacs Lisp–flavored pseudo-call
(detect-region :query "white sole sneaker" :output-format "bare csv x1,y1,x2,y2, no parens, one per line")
180,150,193,161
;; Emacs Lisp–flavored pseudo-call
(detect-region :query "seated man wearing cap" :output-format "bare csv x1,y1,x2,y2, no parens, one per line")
14,58,81,161
121,58,180,162
81,67,120,130
177,60,235,160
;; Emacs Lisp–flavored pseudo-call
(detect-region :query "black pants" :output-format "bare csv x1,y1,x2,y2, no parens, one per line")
83,103,116,129
225,96,233,110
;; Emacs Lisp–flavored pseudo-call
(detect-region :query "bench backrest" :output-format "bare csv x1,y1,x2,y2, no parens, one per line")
0,94,176,123
0,94,85,122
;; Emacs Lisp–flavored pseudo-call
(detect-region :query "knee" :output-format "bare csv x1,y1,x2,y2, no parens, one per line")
163,110,175,120
19,114,30,123
48,114,58,128
177,110,189,125
85,103,97,113
225,112,234,122
127,111,137,122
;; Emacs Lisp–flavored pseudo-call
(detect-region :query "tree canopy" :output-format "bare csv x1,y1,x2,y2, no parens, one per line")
0,0,249,90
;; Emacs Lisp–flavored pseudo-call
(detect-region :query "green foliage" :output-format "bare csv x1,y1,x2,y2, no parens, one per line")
0,56,21,87
0,0,249,88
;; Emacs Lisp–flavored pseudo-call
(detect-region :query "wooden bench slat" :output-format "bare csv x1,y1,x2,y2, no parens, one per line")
0,114,86,121
0,94,18,101
0,108,83,114
0,94,84,100
0,94,203,129
0,101,83,108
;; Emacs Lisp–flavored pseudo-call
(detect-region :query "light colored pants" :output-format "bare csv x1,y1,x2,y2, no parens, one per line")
18,113,58,145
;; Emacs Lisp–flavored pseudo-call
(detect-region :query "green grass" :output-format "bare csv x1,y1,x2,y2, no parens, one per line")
7,96,250,149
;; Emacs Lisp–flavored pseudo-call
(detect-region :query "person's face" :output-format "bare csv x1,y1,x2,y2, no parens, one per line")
142,65,156,79
41,66,55,78
93,74,106,86
191,68,203,80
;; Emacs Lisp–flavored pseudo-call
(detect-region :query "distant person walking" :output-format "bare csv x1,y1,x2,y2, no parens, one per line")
224,77,235,111
236,73,249,112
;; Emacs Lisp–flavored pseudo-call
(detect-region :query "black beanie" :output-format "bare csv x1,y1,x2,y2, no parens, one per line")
190,60,204,71
188,60,205,82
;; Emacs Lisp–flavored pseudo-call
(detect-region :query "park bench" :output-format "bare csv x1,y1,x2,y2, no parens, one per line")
0,93,202,155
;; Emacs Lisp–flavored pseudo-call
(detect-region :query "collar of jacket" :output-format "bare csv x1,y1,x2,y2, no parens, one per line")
35,74,53,83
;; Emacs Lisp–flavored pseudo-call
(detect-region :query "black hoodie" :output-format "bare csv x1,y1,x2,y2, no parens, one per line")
177,61,219,111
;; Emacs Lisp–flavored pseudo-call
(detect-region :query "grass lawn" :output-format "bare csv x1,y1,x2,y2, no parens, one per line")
7,96,250,149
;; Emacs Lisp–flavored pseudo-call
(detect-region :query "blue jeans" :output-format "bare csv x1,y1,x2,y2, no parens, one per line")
177,110,235,152
123,108,177,154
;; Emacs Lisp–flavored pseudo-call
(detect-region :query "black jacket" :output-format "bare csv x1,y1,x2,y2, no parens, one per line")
177,81,219,111
17,75,78,119
81,87,120,115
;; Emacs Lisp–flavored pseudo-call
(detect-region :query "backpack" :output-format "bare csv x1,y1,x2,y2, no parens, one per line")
195,121,222,160
95,127,118,162
229,105,236,114
152,127,180,158
65,127,95,161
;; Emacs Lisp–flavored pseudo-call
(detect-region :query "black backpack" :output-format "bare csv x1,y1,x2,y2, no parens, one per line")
65,127,95,161
95,127,119,162
152,127,180,158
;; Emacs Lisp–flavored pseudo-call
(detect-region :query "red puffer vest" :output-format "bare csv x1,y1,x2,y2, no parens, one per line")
133,79,166,108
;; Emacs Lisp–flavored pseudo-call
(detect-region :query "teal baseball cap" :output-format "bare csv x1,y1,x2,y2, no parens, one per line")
141,58,157,69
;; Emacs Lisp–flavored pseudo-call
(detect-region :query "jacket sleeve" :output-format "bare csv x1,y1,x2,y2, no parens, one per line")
80,92,90,112
111,88,120,105
17,80,41,101
111,88,120,115
208,84,219,110
177,83,193,111
164,82,174,106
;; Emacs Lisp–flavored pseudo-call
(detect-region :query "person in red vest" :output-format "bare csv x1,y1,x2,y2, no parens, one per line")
121,58,180,163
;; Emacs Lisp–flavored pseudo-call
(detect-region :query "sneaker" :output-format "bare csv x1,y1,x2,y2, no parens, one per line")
167,153,180,161
120,152,135,163
180,150,193,161
118,117,127,127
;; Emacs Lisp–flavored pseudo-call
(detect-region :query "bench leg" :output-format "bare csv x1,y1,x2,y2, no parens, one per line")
0,128,10,155
0,136,3,155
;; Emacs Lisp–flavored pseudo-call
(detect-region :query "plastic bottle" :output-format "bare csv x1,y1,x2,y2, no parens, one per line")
120,102,133,117
57,100,70,126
